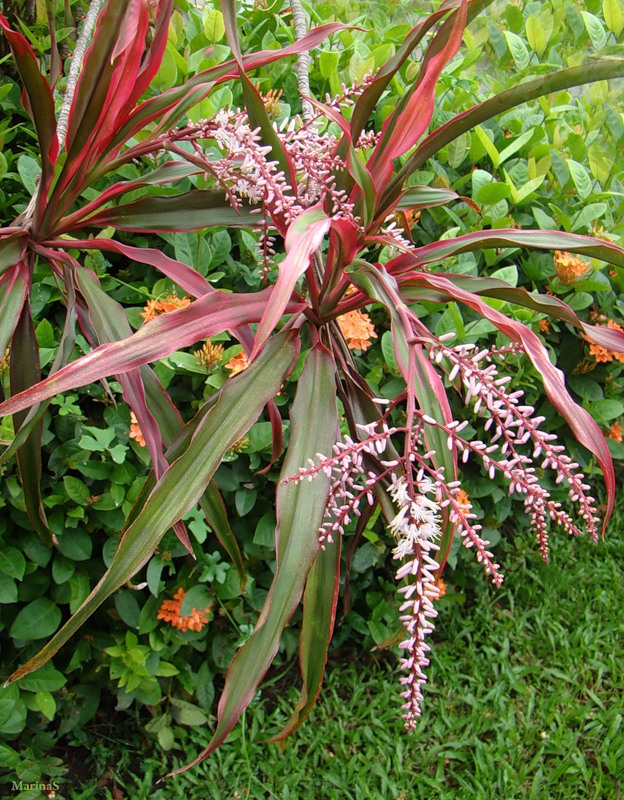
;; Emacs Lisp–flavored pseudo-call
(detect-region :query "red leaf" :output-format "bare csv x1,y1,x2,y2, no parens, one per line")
251,207,330,360
0,289,306,418
368,1,467,192
0,14,58,219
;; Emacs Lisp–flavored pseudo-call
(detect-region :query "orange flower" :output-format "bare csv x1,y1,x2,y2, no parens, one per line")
586,319,624,364
455,489,472,509
194,341,225,370
434,577,447,599
337,309,377,351
606,421,623,443
225,351,248,375
538,318,551,334
129,412,146,447
592,225,614,243
553,251,592,285
141,294,191,323
157,587,213,633
262,88,283,119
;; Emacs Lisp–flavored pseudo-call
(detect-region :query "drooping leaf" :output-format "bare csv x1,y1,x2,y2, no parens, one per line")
166,343,337,775
393,270,617,528
268,535,340,740
0,289,305,419
398,272,624,351
7,331,299,685
388,229,624,272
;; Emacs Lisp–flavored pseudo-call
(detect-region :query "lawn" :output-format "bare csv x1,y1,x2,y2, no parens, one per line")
63,493,624,800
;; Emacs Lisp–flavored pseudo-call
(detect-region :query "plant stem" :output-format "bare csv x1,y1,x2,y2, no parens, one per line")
56,0,105,148
290,0,313,122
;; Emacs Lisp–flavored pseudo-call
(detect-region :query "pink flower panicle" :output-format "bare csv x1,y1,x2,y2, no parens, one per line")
427,339,600,558
388,475,443,729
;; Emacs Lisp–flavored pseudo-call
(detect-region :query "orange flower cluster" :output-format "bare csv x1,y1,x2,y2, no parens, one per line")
592,225,614,243
141,294,191,323
337,309,377,351
262,88,283,119
434,577,447,599
129,411,146,447
606,421,623,443
157,588,213,633
225,350,248,375
194,340,225,369
455,489,472,509
538,318,551,334
586,319,624,364
553,251,592,285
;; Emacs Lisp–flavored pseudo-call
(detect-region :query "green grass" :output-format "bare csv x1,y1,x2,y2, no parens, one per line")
64,505,624,800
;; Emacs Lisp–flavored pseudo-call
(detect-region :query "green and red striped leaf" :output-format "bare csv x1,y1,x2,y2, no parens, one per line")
10,301,52,545
398,272,624,352
0,289,305,419
388,229,624,273
268,535,341,741
81,190,261,233
0,15,58,219
167,343,337,775
368,1,467,193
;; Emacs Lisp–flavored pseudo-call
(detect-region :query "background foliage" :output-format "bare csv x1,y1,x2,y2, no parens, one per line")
0,0,623,790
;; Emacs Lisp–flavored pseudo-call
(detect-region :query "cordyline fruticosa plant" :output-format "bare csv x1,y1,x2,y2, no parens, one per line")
1,0,624,777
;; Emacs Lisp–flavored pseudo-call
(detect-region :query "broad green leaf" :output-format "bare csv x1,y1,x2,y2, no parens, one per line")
582,11,607,49
204,10,225,43
10,599,61,641
567,159,593,199
319,50,338,79
0,547,26,580
603,0,624,35
18,663,66,692
447,132,470,168
7,331,298,685
169,344,337,775
35,692,56,720
498,129,535,165
17,154,40,194
587,146,612,185
474,127,500,168
589,399,624,424
63,476,90,505
152,42,178,92
525,14,546,55
503,31,530,71
476,182,510,205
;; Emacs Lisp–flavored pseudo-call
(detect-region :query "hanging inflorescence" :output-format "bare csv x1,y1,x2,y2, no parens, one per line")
283,336,601,728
